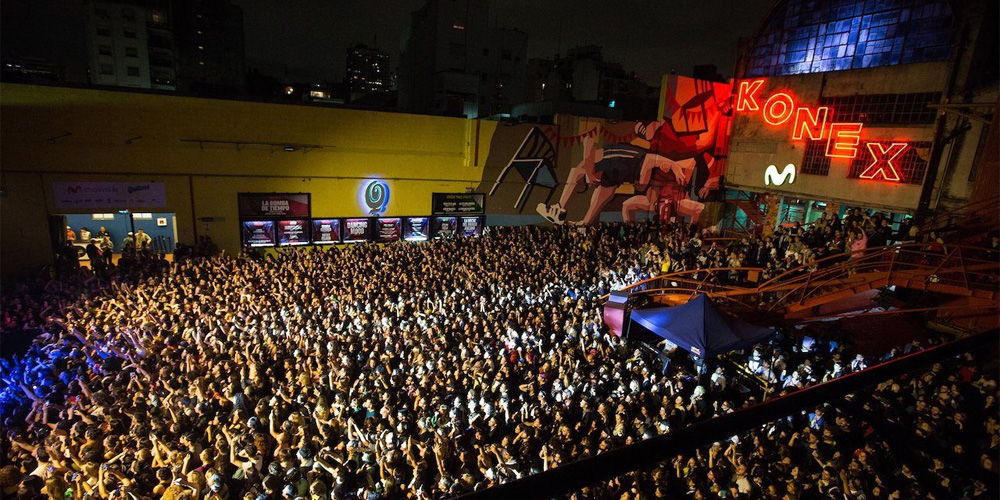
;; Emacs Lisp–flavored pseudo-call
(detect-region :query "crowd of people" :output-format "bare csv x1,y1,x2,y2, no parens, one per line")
0,219,995,500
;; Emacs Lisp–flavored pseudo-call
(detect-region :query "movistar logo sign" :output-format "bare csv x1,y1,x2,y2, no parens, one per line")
764,164,796,186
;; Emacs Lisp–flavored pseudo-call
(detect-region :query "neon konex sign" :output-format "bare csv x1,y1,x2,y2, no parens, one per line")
736,79,909,182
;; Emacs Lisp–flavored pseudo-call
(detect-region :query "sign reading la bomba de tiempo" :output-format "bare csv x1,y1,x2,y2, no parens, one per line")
431,193,485,215
53,181,167,209
238,193,311,218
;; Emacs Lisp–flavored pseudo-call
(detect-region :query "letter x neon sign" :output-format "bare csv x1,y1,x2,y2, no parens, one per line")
860,143,908,182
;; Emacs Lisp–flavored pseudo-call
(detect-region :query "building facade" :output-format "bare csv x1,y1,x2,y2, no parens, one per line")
398,0,526,118
723,0,997,231
517,46,659,123
85,0,175,90
170,0,246,95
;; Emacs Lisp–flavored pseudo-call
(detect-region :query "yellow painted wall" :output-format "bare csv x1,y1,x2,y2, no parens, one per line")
1,83,496,279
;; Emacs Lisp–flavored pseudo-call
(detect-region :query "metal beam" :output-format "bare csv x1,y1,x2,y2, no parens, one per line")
450,331,999,500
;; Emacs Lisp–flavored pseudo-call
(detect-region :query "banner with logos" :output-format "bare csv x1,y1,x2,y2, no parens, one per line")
238,193,311,218
52,181,167,210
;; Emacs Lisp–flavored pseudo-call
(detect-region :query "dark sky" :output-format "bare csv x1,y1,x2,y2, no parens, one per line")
233,0,775,84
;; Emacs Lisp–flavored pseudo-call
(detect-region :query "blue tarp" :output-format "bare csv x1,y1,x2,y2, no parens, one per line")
629,294,775,358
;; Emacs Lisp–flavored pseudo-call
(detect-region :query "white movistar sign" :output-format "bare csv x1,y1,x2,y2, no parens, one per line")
764,163,796,186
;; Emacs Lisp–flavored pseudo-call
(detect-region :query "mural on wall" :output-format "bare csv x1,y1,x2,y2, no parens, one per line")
479,75,733,225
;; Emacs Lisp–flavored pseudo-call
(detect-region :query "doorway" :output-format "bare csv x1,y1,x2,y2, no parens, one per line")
58,211,177,266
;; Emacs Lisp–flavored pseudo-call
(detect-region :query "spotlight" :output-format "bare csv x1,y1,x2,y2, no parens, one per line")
283,146,296,152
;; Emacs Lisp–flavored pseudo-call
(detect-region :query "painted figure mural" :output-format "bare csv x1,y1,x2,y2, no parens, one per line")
485,75,733,226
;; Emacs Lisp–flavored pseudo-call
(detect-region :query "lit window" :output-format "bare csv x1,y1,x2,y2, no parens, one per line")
198,46,204,50
452,24,464,30
309,90,328,98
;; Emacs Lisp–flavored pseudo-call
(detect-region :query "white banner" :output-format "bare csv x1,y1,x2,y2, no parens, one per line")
52,181,167,210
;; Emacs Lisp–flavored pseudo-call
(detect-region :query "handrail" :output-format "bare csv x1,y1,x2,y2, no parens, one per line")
608,243,1000,315
920,195,1000,231
451,331,1000,500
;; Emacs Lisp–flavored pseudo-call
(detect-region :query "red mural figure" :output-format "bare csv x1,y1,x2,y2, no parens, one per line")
537,76,732,225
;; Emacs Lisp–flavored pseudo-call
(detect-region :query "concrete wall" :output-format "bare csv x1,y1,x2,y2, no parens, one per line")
0,83,496,280
727,62,950,211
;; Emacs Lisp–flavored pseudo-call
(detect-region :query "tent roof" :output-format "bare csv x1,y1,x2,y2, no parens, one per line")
629,294,775,358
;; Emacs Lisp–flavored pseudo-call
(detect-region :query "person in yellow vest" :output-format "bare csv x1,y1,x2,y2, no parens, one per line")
660,254,671,274
135,228,152,250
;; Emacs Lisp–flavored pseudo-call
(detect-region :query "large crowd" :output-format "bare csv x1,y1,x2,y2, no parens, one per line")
0,217,996,500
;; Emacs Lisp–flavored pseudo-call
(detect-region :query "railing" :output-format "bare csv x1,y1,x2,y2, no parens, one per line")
920,195,1000,234
757,243,999,313
452,331,1000,500
612,243,1000,316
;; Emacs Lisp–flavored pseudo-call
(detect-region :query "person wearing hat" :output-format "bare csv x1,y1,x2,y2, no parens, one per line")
122,232,136,252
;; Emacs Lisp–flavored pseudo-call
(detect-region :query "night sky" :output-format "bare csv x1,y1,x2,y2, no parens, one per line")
234,0,775,84
1,0,775,85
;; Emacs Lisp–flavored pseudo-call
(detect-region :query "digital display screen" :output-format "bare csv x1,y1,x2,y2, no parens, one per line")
311,219,341,244
342,218,372,242
459,216,484,237
433,216,458,238
375,218,402,242
242,220,275,247
276,219,309,246
404,217,430,241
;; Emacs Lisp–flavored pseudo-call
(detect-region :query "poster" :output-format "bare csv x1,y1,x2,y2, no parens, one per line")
431,193,485,215
52,181,167,209
238,193,311,218
433,216,458,238
242,220,275,247
404,217,430,241
460,216,484,237
311,219,341,244
376,218,402,241
277,219,309,246
343,218,372,242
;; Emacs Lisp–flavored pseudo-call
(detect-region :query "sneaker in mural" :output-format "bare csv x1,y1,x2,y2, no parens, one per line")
536,203,567,225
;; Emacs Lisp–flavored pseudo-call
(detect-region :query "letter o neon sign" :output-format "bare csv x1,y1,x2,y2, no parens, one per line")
763,93,795,126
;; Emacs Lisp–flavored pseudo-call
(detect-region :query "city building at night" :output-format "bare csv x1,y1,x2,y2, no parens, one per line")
516,45,661,123
346,44,392,100
170,0,245,95
84,0,176,90
398,0,527,118
722,0,998,232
